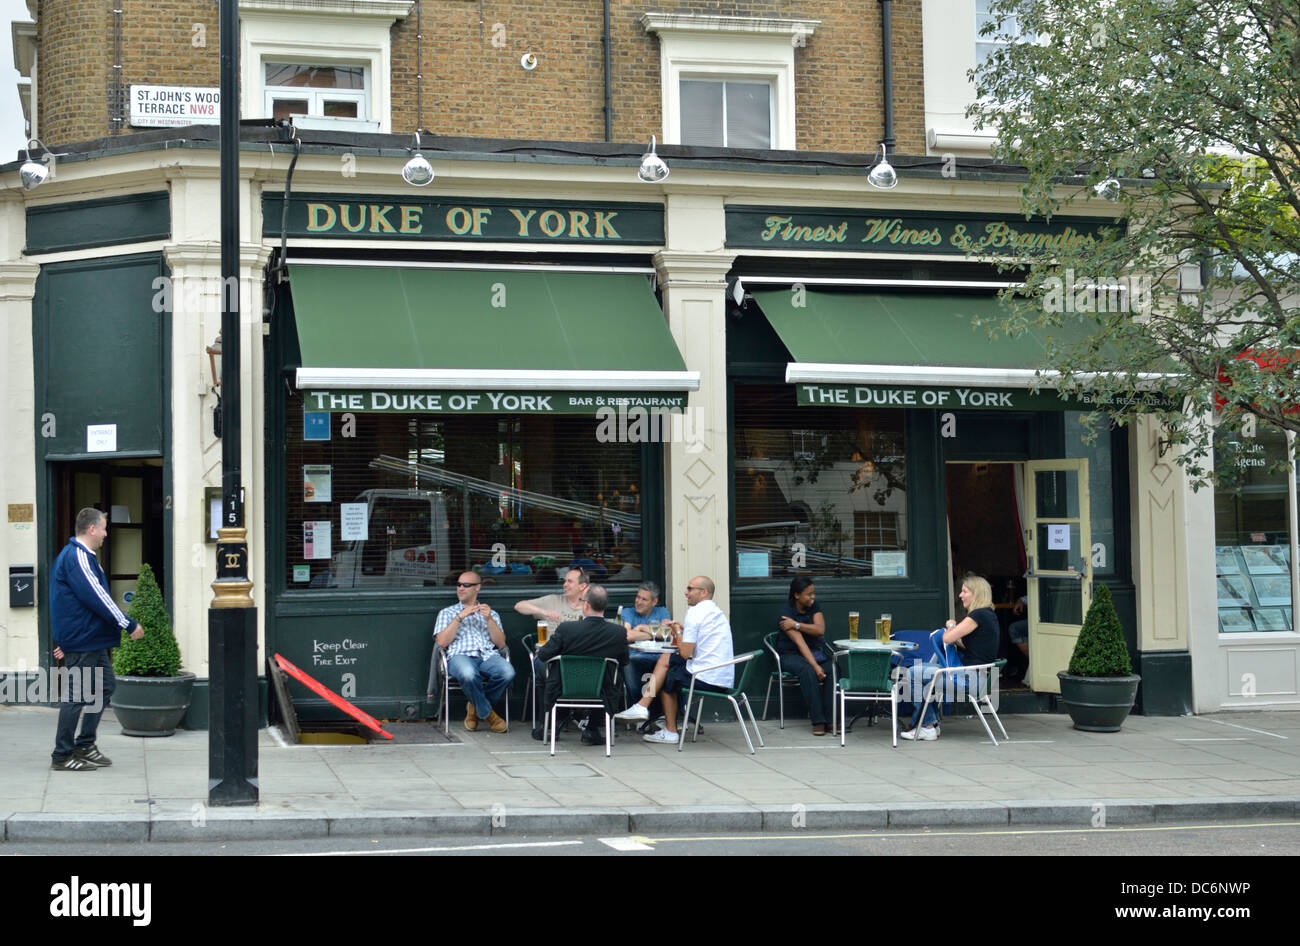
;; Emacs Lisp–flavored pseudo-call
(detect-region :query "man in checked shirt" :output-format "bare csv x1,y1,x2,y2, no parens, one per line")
435,572,515,732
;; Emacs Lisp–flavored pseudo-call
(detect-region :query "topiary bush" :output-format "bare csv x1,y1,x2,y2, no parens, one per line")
1066,583,1133,677
113,563,183,677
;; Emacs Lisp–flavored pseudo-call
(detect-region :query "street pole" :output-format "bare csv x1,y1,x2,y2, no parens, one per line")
208,0,258,806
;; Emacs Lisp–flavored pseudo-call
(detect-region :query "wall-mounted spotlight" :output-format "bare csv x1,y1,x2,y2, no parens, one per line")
1094,176,1121,201
867,143,897,190
637,135,670,183
19,138,62,190
402,130,434,186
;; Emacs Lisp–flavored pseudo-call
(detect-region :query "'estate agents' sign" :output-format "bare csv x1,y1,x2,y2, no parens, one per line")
265,194,664,245
726,207,1118,255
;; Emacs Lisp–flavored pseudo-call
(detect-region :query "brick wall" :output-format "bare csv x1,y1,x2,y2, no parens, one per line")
38,0,926,155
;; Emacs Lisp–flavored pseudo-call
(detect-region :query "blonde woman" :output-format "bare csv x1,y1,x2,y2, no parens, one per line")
900,574,1000,741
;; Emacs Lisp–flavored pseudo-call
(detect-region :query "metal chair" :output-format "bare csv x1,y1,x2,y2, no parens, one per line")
762,631,836,729
911,629,1008,745
835,649,902,748
519,633,538,724
678,651,765,754
543,655,620,757
440,647,511,736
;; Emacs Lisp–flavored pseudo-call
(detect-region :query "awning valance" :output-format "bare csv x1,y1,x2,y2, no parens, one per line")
289,262,699,412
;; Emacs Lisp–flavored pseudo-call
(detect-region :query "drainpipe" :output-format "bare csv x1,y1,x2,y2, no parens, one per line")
879,0,895,151
603,0,613,141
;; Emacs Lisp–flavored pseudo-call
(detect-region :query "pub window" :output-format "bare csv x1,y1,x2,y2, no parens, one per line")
264,62,368,122
1213,419,1296,633
733,384,907,580
284,395,643,590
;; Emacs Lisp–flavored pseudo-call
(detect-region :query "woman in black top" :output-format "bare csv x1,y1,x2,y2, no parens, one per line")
776,577,835,735
901,574,999,740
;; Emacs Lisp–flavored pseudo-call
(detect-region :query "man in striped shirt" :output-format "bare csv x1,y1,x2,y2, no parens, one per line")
49,508,145,771
435,572,514,733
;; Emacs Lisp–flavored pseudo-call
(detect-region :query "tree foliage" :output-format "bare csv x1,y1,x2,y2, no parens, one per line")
113,563,183,677
969,0,1300,481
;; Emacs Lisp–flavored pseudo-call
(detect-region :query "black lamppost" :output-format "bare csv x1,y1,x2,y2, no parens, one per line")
208,0,258,806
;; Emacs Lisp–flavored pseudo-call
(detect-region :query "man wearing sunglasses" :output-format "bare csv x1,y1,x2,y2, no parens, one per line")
434,572,514,733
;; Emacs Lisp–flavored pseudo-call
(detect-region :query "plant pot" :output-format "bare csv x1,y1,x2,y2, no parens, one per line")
1057,672,1141,732
112,672,196,737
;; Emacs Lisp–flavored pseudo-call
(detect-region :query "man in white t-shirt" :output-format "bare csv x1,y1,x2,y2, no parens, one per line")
614,575,734,744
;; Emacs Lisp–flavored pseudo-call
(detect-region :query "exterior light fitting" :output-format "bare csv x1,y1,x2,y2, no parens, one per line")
637,135,670,183
867,143,898,190
19,138,61,190
1094,176,1121,201
402,130,434,186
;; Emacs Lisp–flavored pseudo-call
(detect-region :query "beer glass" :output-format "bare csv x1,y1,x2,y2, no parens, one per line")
848,611,860,641
881,612,893,640
874,619,884,641
537,620,549,645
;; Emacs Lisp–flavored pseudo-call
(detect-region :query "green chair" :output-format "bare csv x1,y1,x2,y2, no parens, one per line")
679,651,765,754
836,649,901,748
544,655,620,757
762,631,837,729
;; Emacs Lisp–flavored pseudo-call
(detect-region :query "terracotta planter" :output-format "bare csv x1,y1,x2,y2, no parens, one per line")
1057,672,1140,732
113,672,196,736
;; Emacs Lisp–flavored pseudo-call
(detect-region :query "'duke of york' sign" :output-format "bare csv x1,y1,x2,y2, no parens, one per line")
726,207,1118,255
264,194,665,245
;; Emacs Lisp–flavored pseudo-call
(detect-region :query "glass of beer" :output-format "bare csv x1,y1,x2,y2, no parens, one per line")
848,611,860,641
881,613,893,640
874,619,884,641
537,621,549,646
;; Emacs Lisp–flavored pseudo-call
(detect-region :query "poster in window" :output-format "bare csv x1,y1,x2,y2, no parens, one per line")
1215,547,1240,575
1241,545,1287,574
1215,575,1252,607
340,502,369,542
1046,523,1070,550
1253,608,1291,631
303,465,332,503
1251,574,1291,607
1218,608,1255,633
872,550,907,577
303,411,331,441
303,520,331,559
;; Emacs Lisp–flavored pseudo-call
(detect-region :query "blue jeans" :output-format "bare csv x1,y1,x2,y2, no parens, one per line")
52,649,115,762
904,663,941,729
623,652,662,709
447,653,515,718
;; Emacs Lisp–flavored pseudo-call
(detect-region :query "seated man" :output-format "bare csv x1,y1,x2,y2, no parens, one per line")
619,580,672,718
615,575,734,744
534,584,628,745
435,571,515,733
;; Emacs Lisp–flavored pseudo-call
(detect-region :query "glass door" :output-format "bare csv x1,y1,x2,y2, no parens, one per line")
1024,459,1091,693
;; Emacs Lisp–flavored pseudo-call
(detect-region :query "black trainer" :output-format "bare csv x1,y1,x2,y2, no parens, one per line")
51,756,98,771
73,745,112,767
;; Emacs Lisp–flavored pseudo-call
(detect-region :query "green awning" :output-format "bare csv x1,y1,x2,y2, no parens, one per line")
751,290,1172,411
290,263,698,413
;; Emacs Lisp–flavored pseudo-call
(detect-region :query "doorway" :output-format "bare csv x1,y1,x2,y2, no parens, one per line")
53,461,166,610
945,462,1028,685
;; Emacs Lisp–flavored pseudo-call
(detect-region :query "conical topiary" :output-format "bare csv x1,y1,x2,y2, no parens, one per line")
113,563,182,677
1066,583,1133,677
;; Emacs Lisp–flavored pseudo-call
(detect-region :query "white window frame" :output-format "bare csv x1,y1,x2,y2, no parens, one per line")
641,13,819,151
239,0,416,134
263,63,370,124
678,76,776,149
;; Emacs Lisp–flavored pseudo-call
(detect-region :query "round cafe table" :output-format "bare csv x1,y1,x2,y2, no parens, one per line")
630,640,678,654
830,639,917,731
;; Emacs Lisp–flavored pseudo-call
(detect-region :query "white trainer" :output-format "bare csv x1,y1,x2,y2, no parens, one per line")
615,703,650,722
643,729,680,744
900,726,938,741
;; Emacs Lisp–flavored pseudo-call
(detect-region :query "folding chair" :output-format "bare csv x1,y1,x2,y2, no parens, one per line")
913,629,1008,745
762,631,836,729
544,655,620,757
835,649,902,748
679,651,765,754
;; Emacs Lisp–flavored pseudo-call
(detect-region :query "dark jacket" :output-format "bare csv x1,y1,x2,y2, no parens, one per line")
536,616,628,716
49,537,138,652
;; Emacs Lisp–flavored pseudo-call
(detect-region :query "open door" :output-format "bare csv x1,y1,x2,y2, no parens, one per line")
1024,459,1091,693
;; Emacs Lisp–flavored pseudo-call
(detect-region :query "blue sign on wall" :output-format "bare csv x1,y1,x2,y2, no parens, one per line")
303,412,331,441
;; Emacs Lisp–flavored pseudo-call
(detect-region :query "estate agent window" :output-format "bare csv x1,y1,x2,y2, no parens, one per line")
283,395,643,591
733,384,907,580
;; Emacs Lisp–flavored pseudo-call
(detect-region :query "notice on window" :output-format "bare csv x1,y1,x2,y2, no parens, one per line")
87,424,117,453
872,551,907,577
340,502,368,542
303,520,331,559
1047,523,1070,551
303,465,332,503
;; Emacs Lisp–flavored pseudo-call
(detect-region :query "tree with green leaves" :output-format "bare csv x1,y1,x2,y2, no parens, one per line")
1067,584,1134,677
969,0,1300,482
114,563,182,677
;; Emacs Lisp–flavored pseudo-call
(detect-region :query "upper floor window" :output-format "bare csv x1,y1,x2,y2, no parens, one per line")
265,63,368,121
976,0,1034,67
680,79,772,148
641,13,818,152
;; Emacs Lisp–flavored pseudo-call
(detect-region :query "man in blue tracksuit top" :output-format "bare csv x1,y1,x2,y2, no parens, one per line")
49,507,145,771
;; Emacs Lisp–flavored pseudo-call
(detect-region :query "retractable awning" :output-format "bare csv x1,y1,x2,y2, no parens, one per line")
751,289,1172,411
289,262,698,413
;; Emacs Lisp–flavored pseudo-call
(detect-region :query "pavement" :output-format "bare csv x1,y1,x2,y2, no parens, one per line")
3,702,1300,841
